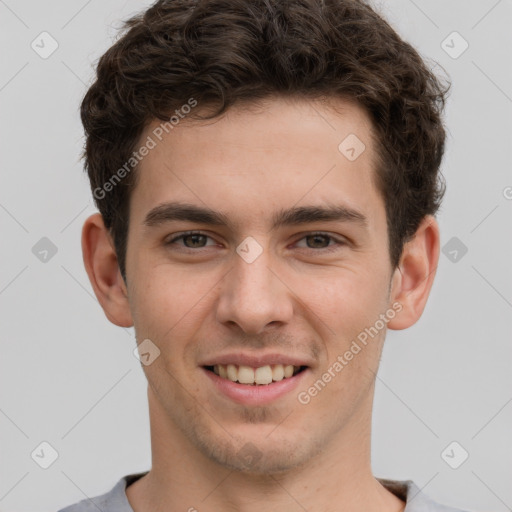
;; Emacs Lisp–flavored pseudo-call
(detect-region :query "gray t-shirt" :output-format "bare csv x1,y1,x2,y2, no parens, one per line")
57,472,470,512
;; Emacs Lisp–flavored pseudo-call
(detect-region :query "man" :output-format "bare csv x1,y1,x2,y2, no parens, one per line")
58,0,468,510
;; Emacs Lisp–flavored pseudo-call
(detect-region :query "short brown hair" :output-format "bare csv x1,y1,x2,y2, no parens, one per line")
81,0,450,281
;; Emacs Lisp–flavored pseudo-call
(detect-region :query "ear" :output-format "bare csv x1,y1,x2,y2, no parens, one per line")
387,215,440,330
81,213,133,328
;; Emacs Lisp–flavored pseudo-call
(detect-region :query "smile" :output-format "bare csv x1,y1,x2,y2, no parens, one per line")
204,364,306,385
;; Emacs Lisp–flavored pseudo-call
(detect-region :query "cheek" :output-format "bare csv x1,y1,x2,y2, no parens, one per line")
294,268,386,328
129,262,217,342
289,269,391,380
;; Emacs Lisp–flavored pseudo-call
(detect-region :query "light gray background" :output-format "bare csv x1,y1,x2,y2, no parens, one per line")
1,1,511,511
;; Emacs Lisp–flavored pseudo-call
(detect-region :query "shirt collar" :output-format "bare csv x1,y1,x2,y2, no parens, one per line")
111,472,452,512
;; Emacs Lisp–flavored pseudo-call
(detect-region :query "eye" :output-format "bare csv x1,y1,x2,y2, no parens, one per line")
165,231,218,249
294,232,346,251
164,231,347,253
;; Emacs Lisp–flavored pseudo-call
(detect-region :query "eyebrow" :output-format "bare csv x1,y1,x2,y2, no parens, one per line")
143,201,368,230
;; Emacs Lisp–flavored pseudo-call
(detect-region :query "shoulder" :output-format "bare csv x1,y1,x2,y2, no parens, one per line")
57,472,148,512
378,478,475,512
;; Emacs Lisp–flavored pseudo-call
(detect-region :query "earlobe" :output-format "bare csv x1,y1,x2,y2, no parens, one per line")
81,213,134,328
387,215,440,331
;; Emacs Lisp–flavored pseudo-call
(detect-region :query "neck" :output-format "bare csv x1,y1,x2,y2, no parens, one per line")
126,386,405,512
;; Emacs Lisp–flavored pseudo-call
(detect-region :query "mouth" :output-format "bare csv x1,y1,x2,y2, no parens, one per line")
201,361,310,405
203,364,308,385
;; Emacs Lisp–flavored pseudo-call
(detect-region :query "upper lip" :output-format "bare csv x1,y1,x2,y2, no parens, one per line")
199,352,313,368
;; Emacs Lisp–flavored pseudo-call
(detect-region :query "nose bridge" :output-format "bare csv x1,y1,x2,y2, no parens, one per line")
234,246,274,297
215,239,293,333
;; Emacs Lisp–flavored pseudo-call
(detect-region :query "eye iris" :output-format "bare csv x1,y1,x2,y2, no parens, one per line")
184,234,207,248
307,234,329,248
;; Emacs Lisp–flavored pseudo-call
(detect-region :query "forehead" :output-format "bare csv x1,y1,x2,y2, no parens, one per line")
130,96,384,231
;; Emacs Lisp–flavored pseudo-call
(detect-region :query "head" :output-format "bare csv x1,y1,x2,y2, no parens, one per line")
81,0,449,474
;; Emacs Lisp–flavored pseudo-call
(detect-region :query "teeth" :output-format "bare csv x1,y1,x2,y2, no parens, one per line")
284,365,294,378
226,364,237,382
272,364,284,381
254,365,273,384
218,364,228,379
211,363,303,385
238,365,255,384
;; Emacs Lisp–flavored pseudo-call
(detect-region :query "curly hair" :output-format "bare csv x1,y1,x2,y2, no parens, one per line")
81,0,450,281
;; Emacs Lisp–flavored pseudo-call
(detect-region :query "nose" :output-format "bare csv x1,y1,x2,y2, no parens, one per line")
215,244,294,335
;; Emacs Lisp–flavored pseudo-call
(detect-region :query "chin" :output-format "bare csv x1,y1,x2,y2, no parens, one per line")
193,423,326,475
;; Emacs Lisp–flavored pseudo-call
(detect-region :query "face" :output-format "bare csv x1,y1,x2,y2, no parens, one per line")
124,96,397,473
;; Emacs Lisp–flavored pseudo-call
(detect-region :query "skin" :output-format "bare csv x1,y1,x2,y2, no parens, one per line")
82,95,439,512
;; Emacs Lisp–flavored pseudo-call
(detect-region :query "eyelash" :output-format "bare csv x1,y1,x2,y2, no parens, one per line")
165,230,346,253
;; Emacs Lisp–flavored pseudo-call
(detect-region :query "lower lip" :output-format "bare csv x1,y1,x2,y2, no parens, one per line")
202,367,309,406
